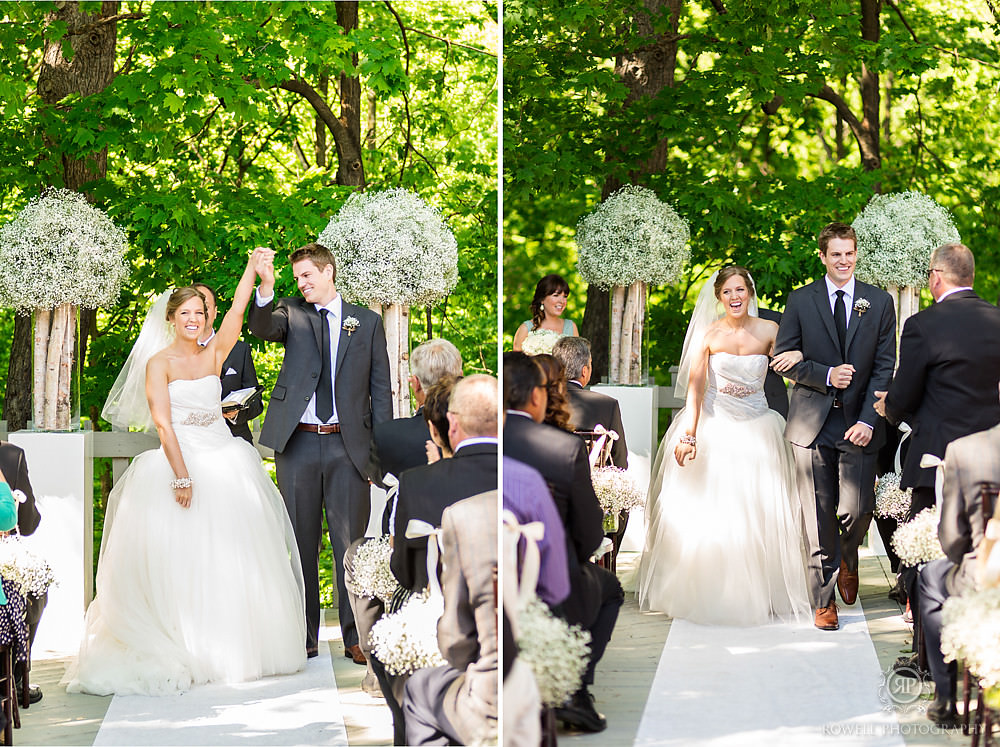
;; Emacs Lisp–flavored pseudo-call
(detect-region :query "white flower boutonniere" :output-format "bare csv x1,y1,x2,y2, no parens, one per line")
853,298,871,316
343,316,360,336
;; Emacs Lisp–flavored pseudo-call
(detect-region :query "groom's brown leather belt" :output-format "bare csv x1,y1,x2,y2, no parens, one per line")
296,423,341,434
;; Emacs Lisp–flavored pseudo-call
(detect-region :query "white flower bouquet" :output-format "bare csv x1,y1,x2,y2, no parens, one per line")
368,589,446,676
874,471,911,522
941,587,1000,707
0,535,56,597
516,596,591,708
891,506,946,566
592,466,645,517
318,188,458,308
346,536,400,603
575,185,690,290
852,191,960,289
521,329,564,356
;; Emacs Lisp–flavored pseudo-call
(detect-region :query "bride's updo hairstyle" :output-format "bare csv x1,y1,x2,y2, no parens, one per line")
530,273,570,329
713,266,755,301
165,286,208,321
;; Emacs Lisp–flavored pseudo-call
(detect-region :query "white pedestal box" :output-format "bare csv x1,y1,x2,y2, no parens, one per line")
9,430,93,656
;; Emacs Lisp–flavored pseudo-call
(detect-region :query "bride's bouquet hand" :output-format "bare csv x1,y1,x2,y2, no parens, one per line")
770,349,803,372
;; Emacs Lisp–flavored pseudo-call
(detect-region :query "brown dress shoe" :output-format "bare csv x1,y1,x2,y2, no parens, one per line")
837,559,859,605
345,644,366,665
814,601,839,630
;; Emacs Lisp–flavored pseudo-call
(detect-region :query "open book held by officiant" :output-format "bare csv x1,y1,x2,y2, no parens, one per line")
221,385,264,414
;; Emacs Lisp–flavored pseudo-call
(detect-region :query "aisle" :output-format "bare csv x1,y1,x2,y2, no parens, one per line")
93,638,349,746
634,601,903,746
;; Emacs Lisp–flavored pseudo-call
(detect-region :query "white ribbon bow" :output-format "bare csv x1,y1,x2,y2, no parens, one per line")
501,510,545,638
588,424,619,469
919,452,945,508
405,518,443,598
893,422,912,475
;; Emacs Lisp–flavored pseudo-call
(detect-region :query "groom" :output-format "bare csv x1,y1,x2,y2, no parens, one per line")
250,243,393,660
775,222,896,630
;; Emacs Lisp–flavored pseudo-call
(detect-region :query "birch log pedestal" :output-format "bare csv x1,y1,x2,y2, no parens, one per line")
8,429,93,655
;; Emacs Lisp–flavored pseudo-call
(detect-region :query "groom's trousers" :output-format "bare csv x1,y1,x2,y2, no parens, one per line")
792,409,876,608
276,429,370,651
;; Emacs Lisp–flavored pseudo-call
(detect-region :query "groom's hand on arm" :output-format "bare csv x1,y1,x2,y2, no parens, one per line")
845,422,873,447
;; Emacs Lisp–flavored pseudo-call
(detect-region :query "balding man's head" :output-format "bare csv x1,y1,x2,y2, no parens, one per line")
448,374,498,444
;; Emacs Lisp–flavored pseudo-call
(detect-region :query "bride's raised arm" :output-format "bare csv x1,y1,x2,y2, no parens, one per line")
145,355,193,508
674,334,712,467
210,248,273,370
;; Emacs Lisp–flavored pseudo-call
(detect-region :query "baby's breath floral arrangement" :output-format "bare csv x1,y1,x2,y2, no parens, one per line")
369,589,446,676
852,191,960,289
592,466,645,517
521,329,564,357
346,536,400,603
516,596,591,708
0,535,56,598
891,506,946,566
319,188,458,417
874,471,912,522
575,185,690,385
0,189,129,430
941,587,1000,708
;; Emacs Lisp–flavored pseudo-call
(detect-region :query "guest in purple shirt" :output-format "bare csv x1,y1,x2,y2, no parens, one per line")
503,455,571,608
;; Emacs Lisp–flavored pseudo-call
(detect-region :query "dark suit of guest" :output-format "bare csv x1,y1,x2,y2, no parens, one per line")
918,424,1000,702
250,295,393,652
391,442,498,592
883,290,1000,516
775,277,896,608
403,490,498,745
219,340,264,444
566,383,628,469
502,413,622,688
757,307,789,418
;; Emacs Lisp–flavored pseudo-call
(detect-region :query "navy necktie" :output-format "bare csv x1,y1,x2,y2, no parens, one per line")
834,290,847,360
316,309,334,422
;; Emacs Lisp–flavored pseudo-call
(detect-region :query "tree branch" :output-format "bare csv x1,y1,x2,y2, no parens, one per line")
65,11,145,35
279,77,352,149
707,0,727,14
808,84,863,141
402,26,496,57
383,1,410,75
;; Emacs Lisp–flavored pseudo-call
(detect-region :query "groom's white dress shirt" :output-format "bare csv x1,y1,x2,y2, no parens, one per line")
824,275,856,326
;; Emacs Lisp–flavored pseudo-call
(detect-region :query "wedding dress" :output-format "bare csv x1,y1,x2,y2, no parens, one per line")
636,352,811,625
65,375,306,696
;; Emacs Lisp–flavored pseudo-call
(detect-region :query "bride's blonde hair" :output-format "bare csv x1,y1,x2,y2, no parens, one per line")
713,266,755,300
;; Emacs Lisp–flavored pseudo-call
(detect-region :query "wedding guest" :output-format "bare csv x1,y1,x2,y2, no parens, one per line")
512,274,579,351
533,354,574,432
503,455,570,609
915,412,1000,727
0,441,42,704
552,336,628,469
403,490,498,745
503,351,622,733
874,244,1000,632
193,282,263,444
421,375,461,462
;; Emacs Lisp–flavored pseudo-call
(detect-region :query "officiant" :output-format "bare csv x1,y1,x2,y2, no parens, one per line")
194,282,264,443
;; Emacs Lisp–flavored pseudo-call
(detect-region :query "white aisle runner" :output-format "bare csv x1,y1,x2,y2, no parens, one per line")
635,602,906,746
93,637,348,746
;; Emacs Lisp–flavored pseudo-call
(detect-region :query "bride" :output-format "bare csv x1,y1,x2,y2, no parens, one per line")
65,249,306,696
636,266,811,625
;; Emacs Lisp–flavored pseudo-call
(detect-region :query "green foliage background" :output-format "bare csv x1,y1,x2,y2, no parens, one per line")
504,0,1000,384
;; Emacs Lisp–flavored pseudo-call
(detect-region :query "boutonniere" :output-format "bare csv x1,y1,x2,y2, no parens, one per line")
343,316,360,336
853,298,871,316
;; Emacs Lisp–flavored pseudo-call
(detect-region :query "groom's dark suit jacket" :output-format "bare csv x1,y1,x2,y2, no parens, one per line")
248,296,393,477
775,278,896,451
502,414,606,626
883,290,1000,490
391,442,498,592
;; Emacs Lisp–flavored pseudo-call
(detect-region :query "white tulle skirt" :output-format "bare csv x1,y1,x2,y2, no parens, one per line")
636,403,811,626
65,430,306,696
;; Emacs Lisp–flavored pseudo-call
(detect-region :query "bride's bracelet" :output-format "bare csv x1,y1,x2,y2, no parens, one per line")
169,477,193,490
680,434,697,447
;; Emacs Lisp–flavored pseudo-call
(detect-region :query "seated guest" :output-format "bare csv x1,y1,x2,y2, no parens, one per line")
917,407,1000,727
502,455,570,609
422,375,461,462
552,336,628,468
403,490,498,745
533,354,575,432
392,375,499,593
502,352,623,733
0,441,43,704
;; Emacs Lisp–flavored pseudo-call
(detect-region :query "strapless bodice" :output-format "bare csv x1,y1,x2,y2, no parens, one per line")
703,352,768,419
167,376,228,437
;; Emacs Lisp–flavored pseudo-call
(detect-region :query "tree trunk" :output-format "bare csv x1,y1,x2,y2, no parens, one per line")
858,0,881,173
377,303,410,418
4,1,119,432
583,0,682,383
335,2,365,187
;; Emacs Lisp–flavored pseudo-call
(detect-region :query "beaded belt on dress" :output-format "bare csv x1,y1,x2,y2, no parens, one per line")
180,411,221,426
719,383,757,398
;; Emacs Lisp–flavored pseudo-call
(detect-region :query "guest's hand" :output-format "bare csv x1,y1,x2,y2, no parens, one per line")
830,363,855,389
873,390,888,417
770,350,803,372
425,439,441,464
845,422,873,447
